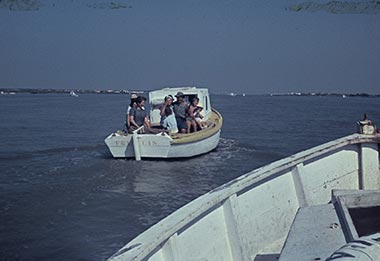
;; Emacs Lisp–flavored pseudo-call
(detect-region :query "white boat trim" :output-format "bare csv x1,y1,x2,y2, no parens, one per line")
108,133,380,261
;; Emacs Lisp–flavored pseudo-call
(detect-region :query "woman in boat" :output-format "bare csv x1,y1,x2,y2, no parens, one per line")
129,96,153,133
186,97,203,133
160,95,178,134
159,95,173,124
194,106,206,129
173,92,188,133
162,106,178,134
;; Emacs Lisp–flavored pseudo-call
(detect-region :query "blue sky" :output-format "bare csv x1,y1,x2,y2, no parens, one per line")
1,0,379,94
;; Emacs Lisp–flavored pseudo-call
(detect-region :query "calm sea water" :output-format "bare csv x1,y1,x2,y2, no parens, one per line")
1,93,379,260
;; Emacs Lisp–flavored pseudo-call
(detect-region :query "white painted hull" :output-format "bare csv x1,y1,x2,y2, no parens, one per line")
107,134,380,261
105,130,221,159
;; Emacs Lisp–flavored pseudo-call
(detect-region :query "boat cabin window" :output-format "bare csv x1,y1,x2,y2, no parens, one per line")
151,103,161,110
183,94,197,104
149,94,200,114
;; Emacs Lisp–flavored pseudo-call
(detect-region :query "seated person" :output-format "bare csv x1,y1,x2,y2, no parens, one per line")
162,106,178,134
194,106,206,129
187,97,204,133
129,96,155,133
126,93,138,130
160,95,174,125
173,92,189,133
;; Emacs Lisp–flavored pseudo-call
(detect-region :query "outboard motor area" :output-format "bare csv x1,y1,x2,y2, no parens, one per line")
326,233,380,261
358,114,377,135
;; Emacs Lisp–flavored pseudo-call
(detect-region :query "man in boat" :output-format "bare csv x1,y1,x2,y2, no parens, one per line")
125,93,138,130
173,92,189,133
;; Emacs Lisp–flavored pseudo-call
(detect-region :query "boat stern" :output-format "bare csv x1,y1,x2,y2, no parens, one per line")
104,132,134,158
105,131,175,159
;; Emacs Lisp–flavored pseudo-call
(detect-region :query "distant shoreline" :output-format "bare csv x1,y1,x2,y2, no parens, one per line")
267,92,380,98
0,88,145,95
0,88,379,97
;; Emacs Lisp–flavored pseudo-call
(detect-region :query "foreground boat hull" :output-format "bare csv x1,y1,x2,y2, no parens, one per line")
108,134,380,261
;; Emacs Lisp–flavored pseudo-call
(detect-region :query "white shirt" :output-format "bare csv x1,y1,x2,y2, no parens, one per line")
162,114,178,134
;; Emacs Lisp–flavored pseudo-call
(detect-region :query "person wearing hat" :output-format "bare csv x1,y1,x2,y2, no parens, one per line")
125,93,138,130
173,91,189,133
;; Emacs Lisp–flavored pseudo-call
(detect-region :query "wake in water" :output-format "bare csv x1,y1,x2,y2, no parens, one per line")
288,1,380,15
206,137,256,161
0,143,105,160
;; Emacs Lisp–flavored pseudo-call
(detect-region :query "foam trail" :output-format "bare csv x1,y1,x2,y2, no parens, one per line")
288,1,380,15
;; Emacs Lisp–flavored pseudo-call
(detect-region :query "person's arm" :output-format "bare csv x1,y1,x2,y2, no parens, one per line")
130,115,140,128
127,114,133,127
125,113,129,128
160,103,167,116
125,106,131,128
198,107,204,119
144,116,151,128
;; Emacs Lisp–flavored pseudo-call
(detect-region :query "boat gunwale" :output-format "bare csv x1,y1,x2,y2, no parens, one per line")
170,108,223,144
109,133,380,261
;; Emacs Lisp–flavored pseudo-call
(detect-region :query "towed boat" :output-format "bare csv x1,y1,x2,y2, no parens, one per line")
107,125,380,260
105,87,223,160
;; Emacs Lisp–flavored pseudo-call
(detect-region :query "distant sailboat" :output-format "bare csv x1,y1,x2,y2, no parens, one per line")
342,94,346,98
70,90,79,97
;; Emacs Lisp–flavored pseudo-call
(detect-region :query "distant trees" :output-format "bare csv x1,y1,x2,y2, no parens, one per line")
0,0,132,11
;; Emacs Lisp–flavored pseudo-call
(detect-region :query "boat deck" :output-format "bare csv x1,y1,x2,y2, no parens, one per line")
279,204,346,260
280,189,380,260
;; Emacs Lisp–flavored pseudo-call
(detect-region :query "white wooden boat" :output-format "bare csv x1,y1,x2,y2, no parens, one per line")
104,87,223,160
107,131,380,260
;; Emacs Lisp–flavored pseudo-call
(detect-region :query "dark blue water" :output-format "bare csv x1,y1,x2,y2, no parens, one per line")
1,93,379,260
